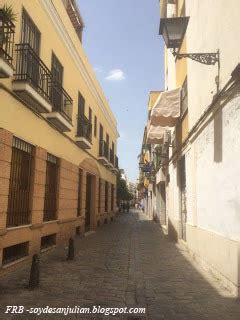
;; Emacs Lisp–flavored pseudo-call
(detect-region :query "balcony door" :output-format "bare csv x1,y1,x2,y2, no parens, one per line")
85,174,93,232
21,9,40,54
77,93,86,137
99,124,103,156
52,54,63,85
21,9,41,87
99,124,103,140
51,54,64,112
78,92,85,118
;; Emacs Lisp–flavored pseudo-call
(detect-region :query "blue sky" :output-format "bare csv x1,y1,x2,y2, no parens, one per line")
78,0,165,182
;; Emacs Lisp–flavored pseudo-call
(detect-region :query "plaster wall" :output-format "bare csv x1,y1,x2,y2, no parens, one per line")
194,96,240,242
186,0,240,130
0,0,118,159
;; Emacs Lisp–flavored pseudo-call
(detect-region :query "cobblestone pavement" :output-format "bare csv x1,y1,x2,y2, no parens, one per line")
0,210,240,320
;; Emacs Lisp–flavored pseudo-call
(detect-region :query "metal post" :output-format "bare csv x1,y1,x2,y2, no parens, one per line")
67,237,74,261
28,254,40,290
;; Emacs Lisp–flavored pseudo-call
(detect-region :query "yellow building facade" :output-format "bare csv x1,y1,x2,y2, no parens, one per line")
0,0,119,269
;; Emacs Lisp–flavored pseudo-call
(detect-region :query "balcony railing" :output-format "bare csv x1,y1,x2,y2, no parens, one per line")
0,9,15,65
115,155,119,169
14,43,52,101
109,149,114,165
99,140,109,159
77,115,92,142
51,81,73,122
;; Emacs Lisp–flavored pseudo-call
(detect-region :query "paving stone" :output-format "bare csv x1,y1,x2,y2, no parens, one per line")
0,211,239,319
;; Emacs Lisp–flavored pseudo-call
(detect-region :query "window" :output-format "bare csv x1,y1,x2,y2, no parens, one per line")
112,142,115,155
2,242,29,265
77,169,82,216
51,53,63,85
20,10,41,91
98,178,101,213
99,123,103,140
78,92,85,117
105,181,108,212
43,153,58,222
94,115,97,137
106,134,109,146
7,137,33,227
41,234,56,250
111,184,114,211
21,9,41,54
89,107,92,123
181,77,188,115
51,54,64,111
88,108,92,138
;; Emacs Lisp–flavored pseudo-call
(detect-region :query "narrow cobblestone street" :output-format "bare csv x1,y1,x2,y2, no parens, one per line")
0,211,239,320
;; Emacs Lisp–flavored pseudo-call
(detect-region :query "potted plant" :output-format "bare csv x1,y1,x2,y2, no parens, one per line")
0,4,17,45
2,4,17,22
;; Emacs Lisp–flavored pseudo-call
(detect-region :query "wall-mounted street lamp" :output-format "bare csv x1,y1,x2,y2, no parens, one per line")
159,17,219,66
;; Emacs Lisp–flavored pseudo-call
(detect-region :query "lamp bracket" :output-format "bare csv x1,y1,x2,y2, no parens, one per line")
172,50,219,65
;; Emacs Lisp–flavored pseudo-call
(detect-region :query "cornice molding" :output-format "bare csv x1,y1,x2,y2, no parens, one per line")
40,0,119,138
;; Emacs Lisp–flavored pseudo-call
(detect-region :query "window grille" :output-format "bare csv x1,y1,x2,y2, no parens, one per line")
105,181,108,212
98,178,101,213
111,184,114,211
7,137,33,227
2,242,29,265
77,169,82,216
41,234,56,250
43,153,58,222
21,9,41,54
94,116,97,137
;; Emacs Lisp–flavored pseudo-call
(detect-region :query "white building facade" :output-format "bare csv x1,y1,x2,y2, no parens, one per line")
140,0,240,296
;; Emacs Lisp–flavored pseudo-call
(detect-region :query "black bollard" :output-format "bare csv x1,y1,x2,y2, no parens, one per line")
67,237,74,261
28,254,40,290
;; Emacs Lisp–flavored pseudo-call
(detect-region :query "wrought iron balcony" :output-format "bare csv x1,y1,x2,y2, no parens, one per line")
115,155,119,169
50,81,73,121
109,149,114,164
0,9,15,77
106,148,114,170
76,115,92,149
98,140,109,165
45,80,73,132
13,43,53,113
110,154,119,174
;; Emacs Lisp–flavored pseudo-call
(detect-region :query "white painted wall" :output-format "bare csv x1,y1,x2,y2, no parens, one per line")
194,96,240,241
186,0,240,129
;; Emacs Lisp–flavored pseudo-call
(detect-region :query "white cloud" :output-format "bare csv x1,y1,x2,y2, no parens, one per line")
105,69,126,81
94,66,103,73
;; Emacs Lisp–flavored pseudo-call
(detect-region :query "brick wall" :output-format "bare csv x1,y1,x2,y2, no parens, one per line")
0,129,12,232
31,147,47,227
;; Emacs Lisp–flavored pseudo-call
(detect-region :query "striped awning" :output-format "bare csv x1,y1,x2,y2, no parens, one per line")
146,124,167,144
150,88,181,127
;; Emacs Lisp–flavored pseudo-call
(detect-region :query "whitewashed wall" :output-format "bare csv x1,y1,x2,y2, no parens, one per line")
186,0,240,129
193,96,240,241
